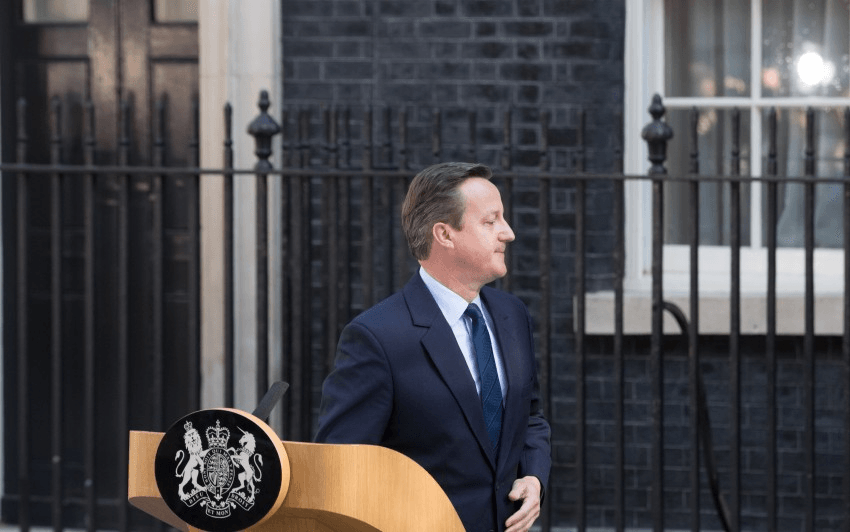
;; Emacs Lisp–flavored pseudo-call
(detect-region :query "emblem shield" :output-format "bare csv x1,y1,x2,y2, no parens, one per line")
154,408,289,532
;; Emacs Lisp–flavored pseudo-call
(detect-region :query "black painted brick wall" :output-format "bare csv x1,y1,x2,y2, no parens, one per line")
283,0,623,106
281,1,844,529
281,3,849,528
282,0,624,172
576,335,848,531
281,0,625,315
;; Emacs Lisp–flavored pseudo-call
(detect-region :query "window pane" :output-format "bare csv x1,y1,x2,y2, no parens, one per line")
664,109,752,247
665,0,751,97
762,0,850,97
154,0,198,22
762,108,845,248
23,0,87,23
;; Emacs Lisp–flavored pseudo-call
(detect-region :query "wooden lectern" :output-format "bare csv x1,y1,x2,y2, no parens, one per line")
128,410,464,532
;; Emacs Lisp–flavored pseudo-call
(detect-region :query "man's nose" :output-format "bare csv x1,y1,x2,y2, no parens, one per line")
501,221,515,242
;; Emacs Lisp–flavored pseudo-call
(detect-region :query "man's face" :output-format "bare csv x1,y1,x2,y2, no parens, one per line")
450,178,515,286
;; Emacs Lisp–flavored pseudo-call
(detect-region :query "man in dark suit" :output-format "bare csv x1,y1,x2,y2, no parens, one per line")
315,162,551,532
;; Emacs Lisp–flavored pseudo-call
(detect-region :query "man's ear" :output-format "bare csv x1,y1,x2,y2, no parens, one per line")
431,222,454,249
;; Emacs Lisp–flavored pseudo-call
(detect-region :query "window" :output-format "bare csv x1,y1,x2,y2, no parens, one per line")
624,0,849,296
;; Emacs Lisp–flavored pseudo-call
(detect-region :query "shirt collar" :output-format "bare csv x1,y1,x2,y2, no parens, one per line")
419,267,483,324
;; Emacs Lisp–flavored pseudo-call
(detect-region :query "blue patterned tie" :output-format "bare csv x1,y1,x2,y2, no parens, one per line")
465,303,503,452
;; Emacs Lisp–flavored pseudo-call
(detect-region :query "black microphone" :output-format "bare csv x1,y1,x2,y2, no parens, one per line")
252,381,289,421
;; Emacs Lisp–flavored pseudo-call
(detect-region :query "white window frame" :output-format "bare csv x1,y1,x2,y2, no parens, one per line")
605,0,847,334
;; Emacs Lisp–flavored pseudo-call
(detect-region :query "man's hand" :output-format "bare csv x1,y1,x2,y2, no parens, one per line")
505,476,542,532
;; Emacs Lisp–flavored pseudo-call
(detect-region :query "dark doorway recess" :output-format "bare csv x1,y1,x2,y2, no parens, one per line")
1,1,199,529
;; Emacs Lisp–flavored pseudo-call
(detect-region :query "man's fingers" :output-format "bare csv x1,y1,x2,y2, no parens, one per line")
505,497,531,526
505,498,539,532
505,478,541,532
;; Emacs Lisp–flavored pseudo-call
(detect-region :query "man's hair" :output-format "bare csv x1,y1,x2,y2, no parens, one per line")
401,162,493,260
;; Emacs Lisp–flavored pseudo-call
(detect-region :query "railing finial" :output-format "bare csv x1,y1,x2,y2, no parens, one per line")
641,94,674,175
247,90,281,171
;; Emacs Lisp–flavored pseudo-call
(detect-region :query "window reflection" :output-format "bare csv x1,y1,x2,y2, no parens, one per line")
762,0,849,97
23,0,88,23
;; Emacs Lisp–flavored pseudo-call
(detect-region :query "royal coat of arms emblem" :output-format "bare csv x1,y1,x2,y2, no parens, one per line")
174,419,264,518
155,407,288,532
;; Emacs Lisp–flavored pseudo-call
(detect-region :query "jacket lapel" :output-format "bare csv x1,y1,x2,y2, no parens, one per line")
404,275,498,468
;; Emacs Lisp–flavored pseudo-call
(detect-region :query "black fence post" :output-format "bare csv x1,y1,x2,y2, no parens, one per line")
224,103,235,409
189,97,201,412
803,108,816,532
613,111,625,532
729,108,742,532
844,106,850,532
152,95,166,434
362,107,374,310
431,109,441,162
247,90,281,405
573,110,586,532
500,109,513,293
83,98,97,532
766,107,779,532
117,98,131,532
49,96,64,532
687,107,701,532
15,96,30,532
641,93,673,532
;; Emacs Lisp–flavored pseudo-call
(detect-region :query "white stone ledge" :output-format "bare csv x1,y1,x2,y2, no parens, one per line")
583,291,846,336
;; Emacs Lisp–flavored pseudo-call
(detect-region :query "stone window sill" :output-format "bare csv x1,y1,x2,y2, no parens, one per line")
583,291,846,336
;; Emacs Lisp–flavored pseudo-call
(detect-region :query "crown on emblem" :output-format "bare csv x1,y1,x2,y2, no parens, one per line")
206,420,230,448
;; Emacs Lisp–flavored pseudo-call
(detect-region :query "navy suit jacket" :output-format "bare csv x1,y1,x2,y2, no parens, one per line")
315,274,551,532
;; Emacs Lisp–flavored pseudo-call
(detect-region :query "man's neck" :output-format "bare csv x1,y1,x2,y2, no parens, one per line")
419,262,480,303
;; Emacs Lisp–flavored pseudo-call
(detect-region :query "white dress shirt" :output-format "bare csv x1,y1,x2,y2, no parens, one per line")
419,267,507,401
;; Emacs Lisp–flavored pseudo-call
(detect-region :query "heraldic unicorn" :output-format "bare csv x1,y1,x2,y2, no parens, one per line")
174,419,264,519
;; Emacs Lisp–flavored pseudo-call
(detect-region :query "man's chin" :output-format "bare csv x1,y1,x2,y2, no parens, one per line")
489,267,508,282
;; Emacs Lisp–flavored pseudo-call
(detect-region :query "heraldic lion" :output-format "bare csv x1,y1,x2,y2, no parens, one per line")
175,423,206,499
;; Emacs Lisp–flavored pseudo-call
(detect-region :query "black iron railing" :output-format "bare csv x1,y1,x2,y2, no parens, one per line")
2,92,850,532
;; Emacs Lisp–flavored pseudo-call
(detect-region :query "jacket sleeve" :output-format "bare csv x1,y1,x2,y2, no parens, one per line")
518,307,552,492
313,320,394,444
